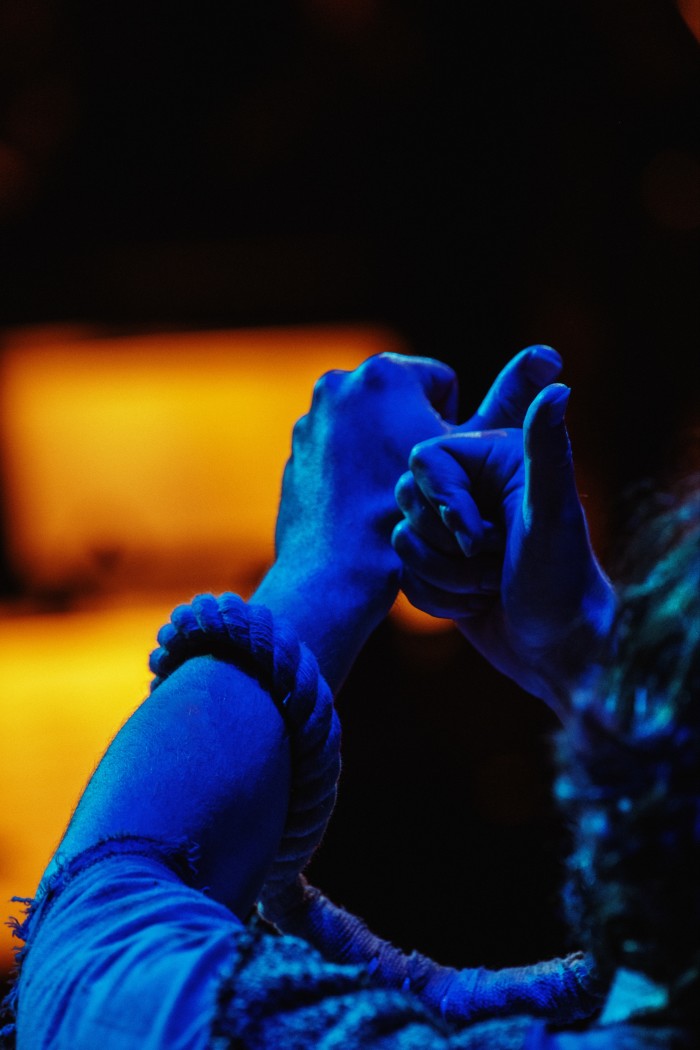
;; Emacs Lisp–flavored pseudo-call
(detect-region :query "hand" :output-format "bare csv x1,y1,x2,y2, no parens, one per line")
392,384,616,720
273,345,563,618
271,352,458,623
255,352,458,689
256,346,563,691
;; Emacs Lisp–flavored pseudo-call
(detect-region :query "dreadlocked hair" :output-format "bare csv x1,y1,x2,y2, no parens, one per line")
555,474,700,1026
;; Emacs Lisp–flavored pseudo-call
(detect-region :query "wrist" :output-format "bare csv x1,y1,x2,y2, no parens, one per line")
513,574,618,723
252,552,400,692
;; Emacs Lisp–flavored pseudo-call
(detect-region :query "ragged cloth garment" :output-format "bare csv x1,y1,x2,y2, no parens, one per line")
1,838,689,1049
0,836,532,1050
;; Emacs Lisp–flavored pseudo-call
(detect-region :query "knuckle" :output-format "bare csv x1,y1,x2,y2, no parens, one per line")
311,368,346,403
291,414,308,445
409,440,434,471
394,471,414,506
356,353,394,389
391,518,410,551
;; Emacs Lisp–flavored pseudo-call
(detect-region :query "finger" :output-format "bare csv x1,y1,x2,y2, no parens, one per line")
392,520,503,593
408,431,518,555
401,567,498,620
395,472,461,554
408,437,487,554
310,368,349,407
463,344,562,431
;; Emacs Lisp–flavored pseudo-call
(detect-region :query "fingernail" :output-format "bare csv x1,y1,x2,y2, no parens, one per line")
455,530,473,556
440,503,468,535
545,384,570,426
524,345,562,385
438,503,455,529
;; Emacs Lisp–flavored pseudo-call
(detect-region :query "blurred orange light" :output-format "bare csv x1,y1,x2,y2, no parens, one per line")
0,601,178,970
0,325,403,596
0,322,446,968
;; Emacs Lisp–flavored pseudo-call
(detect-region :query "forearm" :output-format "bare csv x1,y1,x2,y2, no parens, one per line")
45,655,291,915
45,593,342,918
253,552,400,694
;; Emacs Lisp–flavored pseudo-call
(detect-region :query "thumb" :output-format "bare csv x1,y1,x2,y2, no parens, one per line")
520,384,617,698
522,384,582,535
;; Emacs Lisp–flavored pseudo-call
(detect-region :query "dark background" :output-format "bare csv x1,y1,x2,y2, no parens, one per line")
1,0,699,975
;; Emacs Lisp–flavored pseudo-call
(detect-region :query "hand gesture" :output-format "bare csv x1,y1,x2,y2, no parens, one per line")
393,383,616,719
258,346,567,690
273,345,564,623
272,352,458,625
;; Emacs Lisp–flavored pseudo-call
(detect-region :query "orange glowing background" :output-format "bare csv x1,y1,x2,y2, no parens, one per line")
0,324,446,970
0,325,401,595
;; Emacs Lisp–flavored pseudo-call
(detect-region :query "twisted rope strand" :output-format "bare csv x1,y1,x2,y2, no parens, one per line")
149,593,341,899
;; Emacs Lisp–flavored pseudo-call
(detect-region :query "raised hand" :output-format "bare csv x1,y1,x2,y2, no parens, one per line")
255,352,458,689
256,346,563,691
269,352,458,621
393,383,616,720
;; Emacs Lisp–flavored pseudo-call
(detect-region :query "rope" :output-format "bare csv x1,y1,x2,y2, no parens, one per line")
149,592,341,899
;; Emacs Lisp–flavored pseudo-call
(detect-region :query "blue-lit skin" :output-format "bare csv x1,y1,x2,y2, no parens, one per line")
40,349,562,920
253,352,457,694
41,656,292,917
393,383,617,722
254,346,565,693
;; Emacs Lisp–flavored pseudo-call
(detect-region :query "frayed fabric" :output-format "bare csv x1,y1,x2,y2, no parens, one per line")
0,835,201,1046
1,900,33,1048
209,920,539,1050
0,838,542,1049
260,876,605,1027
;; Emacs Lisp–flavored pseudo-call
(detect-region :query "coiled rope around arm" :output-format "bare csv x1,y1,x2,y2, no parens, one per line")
149,593,604,1029
148,592,341,900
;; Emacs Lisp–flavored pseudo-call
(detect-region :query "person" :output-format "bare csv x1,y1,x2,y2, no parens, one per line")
0,343,674,1047
551,472,700,1048
390,396,700,1047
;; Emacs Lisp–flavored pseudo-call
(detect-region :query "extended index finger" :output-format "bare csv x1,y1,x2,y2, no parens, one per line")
464,344,563,430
